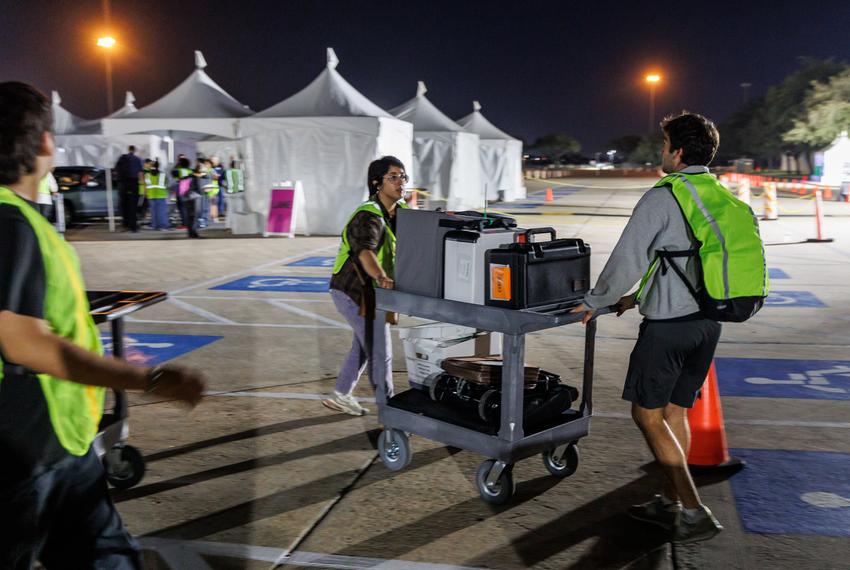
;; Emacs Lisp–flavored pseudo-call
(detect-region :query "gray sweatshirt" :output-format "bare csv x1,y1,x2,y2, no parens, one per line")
583,165,709,320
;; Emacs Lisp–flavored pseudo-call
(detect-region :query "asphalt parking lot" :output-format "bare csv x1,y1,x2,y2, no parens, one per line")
67,177,850,569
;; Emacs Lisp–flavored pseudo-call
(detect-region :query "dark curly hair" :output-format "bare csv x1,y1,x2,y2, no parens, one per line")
0,82,52,185
367,155,405,195
661,111,720,167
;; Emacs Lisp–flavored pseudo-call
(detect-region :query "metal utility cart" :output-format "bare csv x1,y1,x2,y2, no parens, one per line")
88,290,167,489
372,288,611,504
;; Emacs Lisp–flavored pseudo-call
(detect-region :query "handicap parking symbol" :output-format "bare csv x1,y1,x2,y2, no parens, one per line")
212,275,330,292
768,268,789,279
286,256,336,268
715,358,850,400
100,333,221,366
764,290,825,307
729,448,850,537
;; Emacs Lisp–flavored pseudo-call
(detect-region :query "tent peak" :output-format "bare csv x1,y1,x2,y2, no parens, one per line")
52,90,61,105
124,91,136,106
473,100,482,112
194,50,207,70
416,81,428,98
327,47,339,69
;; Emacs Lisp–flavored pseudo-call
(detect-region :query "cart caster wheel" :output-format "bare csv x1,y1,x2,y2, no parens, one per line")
478,389,499,422
378,429,411,471
429,375,447,402
104,445,146,489
475,459,515,505
543,443,579,478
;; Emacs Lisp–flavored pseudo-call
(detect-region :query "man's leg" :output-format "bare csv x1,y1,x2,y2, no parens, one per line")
661,403,691,501
631,403,701,509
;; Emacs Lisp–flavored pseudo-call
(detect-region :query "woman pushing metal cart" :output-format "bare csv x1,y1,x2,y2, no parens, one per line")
370,287,612,504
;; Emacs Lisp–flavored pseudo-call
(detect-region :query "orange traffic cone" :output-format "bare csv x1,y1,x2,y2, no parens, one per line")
687,361,744,474
545,187,554,202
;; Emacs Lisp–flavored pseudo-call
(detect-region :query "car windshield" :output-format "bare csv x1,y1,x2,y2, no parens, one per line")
54,168,103,190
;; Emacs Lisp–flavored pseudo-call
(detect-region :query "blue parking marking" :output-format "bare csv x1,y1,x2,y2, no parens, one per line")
768,268,789,279
286,256,335,267
211,275,330,292
715,358,850,400
729,448,850,537
504,203,540,209
101,333,221,366
764,290,825,307
528,188,580,201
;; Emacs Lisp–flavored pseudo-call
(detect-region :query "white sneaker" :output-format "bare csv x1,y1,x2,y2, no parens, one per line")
322,391,369,416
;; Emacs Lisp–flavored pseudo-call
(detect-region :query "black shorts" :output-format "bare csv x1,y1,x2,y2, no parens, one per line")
623,317,721,409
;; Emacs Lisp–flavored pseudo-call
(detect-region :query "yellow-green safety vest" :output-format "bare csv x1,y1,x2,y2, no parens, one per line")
144,171,167,199
0,186,105,456
225,168,244,193
332,199,409,282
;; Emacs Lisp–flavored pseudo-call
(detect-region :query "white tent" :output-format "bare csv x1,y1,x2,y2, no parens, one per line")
391,82,483,210
232,48,414,235
53,91,163,167
821,130,850,186
457,101,525,202
102,51,252,141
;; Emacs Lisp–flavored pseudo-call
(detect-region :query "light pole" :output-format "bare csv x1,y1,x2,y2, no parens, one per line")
97,36,116,113
645,73,661,134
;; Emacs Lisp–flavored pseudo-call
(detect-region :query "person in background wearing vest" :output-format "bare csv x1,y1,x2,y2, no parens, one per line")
226,157,244,194
114,144,143,232
323,156,409,415
195,158,215,228
171,155,192,230
571,112,725,543
211,155,226,220
0,82,207,568
145,159,169,231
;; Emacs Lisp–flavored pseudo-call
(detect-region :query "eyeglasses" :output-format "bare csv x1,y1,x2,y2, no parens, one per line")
384,173,409,183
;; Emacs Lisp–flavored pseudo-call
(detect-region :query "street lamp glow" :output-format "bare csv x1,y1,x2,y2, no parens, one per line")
97,36,116,49
646,74,661,83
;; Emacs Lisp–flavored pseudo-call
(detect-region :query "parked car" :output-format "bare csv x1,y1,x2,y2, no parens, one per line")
53,166,120,226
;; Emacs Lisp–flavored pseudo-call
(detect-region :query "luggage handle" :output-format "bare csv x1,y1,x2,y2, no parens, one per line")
518,227,556,244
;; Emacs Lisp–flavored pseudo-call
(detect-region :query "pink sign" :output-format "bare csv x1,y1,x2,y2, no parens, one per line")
266,187,296,235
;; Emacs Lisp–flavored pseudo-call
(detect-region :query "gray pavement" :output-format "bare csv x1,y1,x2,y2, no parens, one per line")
65,177,850,569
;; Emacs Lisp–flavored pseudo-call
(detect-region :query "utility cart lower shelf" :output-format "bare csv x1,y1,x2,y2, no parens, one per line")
372,288,612,504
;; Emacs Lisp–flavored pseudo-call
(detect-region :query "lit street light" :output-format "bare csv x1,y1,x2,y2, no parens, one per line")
645,73,661,134
97,36,116,113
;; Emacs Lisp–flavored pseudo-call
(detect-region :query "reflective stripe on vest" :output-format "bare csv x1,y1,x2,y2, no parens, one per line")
0,187,105,456
636,172,768,301
332,200,409,281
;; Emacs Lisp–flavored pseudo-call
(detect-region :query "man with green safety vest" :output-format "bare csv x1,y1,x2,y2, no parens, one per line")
144,160,169,230
0,82,207,568
572,112,744,544
323,156,409,416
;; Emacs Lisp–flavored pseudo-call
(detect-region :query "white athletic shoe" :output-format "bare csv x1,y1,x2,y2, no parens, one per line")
322,390,369,416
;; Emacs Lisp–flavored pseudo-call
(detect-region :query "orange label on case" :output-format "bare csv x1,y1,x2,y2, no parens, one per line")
490,264,512,301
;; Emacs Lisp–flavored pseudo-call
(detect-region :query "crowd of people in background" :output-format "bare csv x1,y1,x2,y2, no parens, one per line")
113,145,244,238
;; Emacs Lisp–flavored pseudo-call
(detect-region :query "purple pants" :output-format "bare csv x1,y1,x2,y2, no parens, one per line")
331,289,393,398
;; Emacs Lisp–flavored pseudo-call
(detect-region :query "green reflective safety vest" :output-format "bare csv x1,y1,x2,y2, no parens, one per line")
332,200,409,282
0,187,105,456
636,171,769,322
144,171,167,199
202,169,219,197
225,168,244,193
176,167,193,179
38,176,51,196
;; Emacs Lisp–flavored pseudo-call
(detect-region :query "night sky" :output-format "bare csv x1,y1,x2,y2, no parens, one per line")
3,0,850,152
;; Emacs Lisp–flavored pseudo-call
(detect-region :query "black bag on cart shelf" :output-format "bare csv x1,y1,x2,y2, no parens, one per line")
428,368,578,429
485,228,590,311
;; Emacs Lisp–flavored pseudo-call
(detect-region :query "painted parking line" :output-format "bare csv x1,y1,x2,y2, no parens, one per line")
768,268,790,279
715,357,850,400
764,290,826,307
139,538,488,570
211,275,330,292
729,449,850,537
287,256,336,267
101,333,222,366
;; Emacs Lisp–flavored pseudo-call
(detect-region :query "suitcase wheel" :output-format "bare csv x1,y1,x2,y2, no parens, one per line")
542,443,580,478
475,459,515,505
378,429,412,472
104,444,146,489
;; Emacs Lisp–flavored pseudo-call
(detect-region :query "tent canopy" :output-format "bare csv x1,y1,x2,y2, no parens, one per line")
456,100,517,140
390,82,464,132
52,91,100,135
256,48,390,118
128,51,252,119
